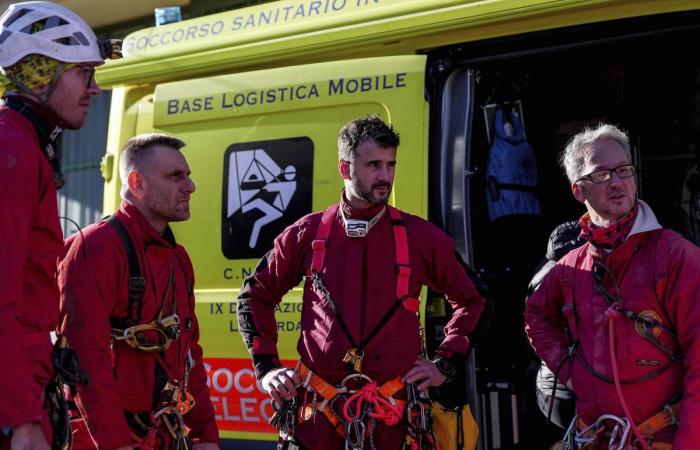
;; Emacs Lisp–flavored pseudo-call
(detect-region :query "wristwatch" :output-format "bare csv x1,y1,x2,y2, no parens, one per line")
432,356,456,383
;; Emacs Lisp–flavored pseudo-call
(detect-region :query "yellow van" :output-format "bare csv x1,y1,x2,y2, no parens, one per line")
97,1,700,447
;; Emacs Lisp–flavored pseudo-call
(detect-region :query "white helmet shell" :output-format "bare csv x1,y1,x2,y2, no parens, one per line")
0,1,102,68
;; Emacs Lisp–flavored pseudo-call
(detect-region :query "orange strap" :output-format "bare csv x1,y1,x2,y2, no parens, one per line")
576,401,679,448
378,376,405,399
637,402,680,439
296,362,407,437
298,361,339,401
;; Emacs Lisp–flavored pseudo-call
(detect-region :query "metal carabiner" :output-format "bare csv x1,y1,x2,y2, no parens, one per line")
340,372,373,391
158,312,181,340
562,416,577,450
405,384,428,435
596,415,629,450
344,417,366,450
114,321,173,352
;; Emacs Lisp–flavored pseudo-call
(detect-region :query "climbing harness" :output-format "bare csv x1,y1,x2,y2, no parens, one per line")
102,215,197,449
110,260,181,353
557,400,679,450
268,361,409,450
307,203,418,373
106,216,183,353
550,238,682,450
269,202,440,448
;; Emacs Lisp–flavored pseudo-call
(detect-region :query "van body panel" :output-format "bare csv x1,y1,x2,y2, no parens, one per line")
97,0,695,87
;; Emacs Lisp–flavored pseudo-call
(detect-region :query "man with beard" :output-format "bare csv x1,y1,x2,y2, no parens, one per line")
58,134,219,450
237,115,487,449
525,124,700,449
0,2,118,449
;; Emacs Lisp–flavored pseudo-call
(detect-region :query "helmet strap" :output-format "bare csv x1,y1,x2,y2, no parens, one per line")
42,63,68,104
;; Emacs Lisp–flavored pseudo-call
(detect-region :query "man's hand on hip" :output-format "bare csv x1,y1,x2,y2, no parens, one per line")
10,422,50,450
261,367,302,404
401,358,447,390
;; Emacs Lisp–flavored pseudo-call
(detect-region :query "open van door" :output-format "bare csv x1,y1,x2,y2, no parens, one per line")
145,55,429,442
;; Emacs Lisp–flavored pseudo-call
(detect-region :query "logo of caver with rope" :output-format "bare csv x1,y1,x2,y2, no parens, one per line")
222,137,313,259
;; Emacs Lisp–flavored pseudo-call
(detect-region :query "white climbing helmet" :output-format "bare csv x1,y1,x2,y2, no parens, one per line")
0,1,103,68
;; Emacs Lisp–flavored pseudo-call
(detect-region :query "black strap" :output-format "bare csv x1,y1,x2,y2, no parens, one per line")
311,270,407,352
105,215,146,324
2,96,66,188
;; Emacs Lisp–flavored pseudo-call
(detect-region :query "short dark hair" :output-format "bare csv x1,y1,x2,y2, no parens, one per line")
119,133,185,197
337,114,400,161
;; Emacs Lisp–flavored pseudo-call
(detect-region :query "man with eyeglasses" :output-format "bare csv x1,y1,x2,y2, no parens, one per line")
58,133,219,450
525,124,700,449
0,2,121,449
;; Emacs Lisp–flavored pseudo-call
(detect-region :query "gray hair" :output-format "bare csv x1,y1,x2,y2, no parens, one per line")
119,133,185,198
560,124,632,183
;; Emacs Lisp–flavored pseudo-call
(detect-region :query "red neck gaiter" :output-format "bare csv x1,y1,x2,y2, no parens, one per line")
579,202,639,250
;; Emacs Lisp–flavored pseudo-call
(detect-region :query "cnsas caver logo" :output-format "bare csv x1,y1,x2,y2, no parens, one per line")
222,137,314,259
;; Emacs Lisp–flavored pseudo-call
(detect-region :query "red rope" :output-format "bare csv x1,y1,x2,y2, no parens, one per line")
342,382,403,426
606,305,651,450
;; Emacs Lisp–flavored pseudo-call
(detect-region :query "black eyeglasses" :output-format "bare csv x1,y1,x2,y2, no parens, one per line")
71,65,96,88
577,164,636,184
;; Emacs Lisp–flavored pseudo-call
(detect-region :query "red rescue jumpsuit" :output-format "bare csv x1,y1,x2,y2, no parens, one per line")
525,201,700,448
58,202,218,449
237,198,486,449
0,96,64,446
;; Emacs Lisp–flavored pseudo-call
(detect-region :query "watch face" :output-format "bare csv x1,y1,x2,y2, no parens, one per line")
436,358,456,376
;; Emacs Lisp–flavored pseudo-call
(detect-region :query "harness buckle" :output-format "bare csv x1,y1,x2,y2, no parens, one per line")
128,276,147,293
664,404,679,427
160,380,195,416
159,313,181,340
342,348,365,373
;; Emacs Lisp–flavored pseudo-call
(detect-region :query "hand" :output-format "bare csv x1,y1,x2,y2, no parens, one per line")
401,358,447,390
193,444,220,450
115,447,134,450
10,422,50,450
261,367,302,404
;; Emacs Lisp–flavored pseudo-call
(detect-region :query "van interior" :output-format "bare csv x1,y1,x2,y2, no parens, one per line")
424,10,700,449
